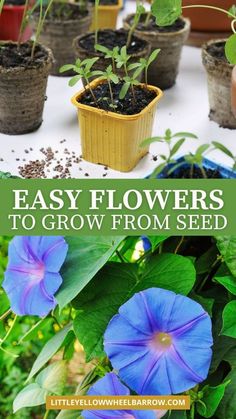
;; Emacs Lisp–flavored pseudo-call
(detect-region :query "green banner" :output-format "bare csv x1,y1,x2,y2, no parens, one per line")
0,179,235,235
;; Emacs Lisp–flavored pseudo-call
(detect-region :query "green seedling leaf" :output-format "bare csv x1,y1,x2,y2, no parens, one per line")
151,0,182,26
170,138,185,158
59,64,76,73
173,132,198,139
68,75,82,87
212,141,235,159
215,275,236,295
225,33,236,65
147,48,161,65
140,137,164,147
197,381,231,418
119,82,131,99
221,301,236,338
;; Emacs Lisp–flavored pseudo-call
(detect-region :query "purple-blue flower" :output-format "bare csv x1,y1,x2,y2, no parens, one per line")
82,372,157,419
3,236,68,317
104,288,213,395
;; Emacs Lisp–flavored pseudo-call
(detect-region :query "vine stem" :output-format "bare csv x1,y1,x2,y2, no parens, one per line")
182,5,236,20
174,236,185,254
0,308,12,322
231,19,236,34
43,410,49,419
0,315,18,347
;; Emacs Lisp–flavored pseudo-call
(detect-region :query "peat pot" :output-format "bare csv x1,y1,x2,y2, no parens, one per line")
202,39,236,129
73,29,151,80
32,3,92,76
124,15,190,89
0,42,53,135
71,79,163,172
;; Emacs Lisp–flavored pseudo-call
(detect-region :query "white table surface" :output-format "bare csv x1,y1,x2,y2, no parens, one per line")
1,1,236,179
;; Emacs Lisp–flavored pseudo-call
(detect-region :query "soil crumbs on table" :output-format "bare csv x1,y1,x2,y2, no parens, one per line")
206,41,227,63
79,29,147,55
0,43,48,69
167,166,223,179
79,82,157,115
135,15,185,32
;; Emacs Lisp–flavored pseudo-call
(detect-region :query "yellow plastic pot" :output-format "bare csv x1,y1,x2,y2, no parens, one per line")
90,0,123,30
72,79,163,172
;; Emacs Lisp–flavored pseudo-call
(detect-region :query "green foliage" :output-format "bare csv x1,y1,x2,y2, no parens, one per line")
57,236,125,308
196,381,230,418
216,236,236,276
14,361,67,412
151,0,182,26
221,301,236,338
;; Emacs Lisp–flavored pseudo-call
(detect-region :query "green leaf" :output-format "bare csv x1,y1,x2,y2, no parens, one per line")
197,381,230,418
169,411,187,418
212,141,234,159
147,236,169,251
151,0,182,26
190,293,214,316
36,361,67,395
147,48,161,66
140,137,164,148
57,237,125,309
73,263,138,361
13,383,47,413
225,33,236,65
217,236,236,276
195,245,218,274
221,301,236,338
69,75,82,87
27,323,72,381
215,275,236,295
59,64,75,73
173,132,198,139
170,138,186,158
119,82,130,100
223,346,236,368
135,253,196,295
216,370,236,419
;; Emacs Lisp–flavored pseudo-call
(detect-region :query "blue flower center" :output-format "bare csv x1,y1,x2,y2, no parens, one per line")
30,263,45,281
152,332,172,350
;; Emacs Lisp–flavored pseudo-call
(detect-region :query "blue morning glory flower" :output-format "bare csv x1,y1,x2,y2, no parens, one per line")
82,372,157,419
141,237,152,252
3,236,68,317
104,288,213,395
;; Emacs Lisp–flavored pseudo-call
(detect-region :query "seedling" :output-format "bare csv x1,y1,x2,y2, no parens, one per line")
95,65,119,109
115,46,132,77
95,45,119,72
126,1,146,48
129,49,161,87
151,0,236,64
60,57,101,104
175,144,211,178
94,0,100,47
141,129,198,177
212,141,236,171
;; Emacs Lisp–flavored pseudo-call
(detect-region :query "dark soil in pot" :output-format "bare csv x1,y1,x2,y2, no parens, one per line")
73,29,151,80
0,41,53,135
202,39,236,129
165,166,223,179
31,3,92,76
123,15,190,89
79,82,157,115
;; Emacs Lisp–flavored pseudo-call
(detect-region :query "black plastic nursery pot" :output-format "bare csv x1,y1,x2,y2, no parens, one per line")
202,39,236,129
31,3,92,76
153,157,236,179
123,15,190,89
73,29,151,80
0,41,53,135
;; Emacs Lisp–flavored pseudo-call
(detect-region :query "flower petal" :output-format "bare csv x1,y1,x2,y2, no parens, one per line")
40,237,68,272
